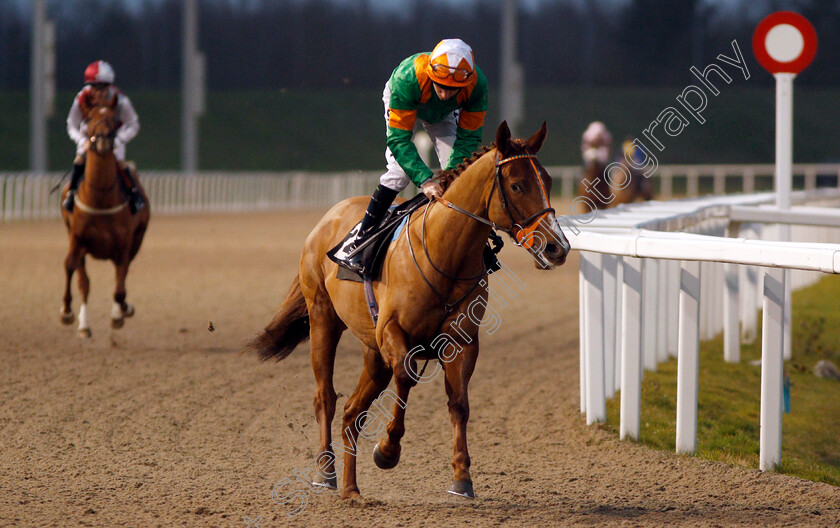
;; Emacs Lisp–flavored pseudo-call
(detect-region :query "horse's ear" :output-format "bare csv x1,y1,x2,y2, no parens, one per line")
524,121,547,153
495,121,512,156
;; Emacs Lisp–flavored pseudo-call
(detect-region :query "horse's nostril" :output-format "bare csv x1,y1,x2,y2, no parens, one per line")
546,244,558,255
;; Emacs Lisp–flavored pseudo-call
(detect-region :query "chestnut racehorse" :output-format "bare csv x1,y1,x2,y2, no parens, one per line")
246,122,570,499
60,101,150,337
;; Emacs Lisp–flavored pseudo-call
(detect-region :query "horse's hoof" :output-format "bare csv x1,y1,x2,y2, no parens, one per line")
340,488,361,500
78,328,92,339
60,311,74,325
111,317,125,329
312,473,337,490
447,479,475,499
123,304,135,318
373,442,400,470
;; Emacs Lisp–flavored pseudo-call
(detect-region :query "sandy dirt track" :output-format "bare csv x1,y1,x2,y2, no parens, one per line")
2,208,839,528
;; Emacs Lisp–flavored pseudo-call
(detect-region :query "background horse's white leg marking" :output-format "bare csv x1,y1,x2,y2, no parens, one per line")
111,301,134,328
78,303,91,338
111,301,123,321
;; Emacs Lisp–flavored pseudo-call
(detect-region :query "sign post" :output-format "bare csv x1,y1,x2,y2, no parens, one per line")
752,11,816,471
753,12,817,360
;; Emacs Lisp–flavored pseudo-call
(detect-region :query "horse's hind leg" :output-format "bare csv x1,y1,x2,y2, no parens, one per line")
76,255,92,338
442,343,478,498
110,257,134,329
308,301,346,491
339,347,392,499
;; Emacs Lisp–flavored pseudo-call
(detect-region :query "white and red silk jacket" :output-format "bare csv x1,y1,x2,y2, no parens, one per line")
66,86,140,149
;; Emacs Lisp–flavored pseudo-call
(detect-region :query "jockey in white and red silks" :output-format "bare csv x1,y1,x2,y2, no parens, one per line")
63,60,145,214
581,121,613,168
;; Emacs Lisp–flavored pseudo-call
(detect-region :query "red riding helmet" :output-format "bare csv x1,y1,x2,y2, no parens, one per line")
84,61,115,85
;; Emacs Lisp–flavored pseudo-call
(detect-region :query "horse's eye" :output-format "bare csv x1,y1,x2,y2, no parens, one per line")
511,183,523,193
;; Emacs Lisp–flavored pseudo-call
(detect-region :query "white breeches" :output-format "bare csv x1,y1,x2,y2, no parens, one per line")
379,84,458,192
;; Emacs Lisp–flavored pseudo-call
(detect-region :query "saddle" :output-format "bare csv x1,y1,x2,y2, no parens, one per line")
327,194,429,282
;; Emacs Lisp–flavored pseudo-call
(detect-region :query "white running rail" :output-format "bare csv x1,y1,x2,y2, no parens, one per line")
569,188,840,472
4,164,839,222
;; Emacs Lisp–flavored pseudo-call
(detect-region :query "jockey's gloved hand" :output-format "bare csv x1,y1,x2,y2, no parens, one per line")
420,179,443,199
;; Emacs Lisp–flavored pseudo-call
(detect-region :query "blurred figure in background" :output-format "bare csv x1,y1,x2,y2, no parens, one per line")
619,136,653,202
341,38,488,271
64,60,145,214
577,121,613,212
581,120,612,170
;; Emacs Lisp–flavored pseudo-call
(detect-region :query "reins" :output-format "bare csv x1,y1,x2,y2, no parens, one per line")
407,150,554,312
436,152,554,247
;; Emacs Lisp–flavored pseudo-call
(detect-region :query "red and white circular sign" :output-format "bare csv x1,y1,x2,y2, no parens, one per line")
753,11,817,74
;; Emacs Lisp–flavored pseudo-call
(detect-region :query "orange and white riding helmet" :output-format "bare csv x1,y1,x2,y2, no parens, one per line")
84,60,115,85
427,39,475,88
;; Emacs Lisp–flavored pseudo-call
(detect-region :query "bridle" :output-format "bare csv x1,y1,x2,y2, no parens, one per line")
87,106,117,155
407,150,556,311
436,151,555,248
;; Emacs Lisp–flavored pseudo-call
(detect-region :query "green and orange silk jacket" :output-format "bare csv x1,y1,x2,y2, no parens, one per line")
386,52,488,187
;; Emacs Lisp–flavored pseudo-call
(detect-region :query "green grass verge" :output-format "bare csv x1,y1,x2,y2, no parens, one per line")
5,86,840,171
605,274,840,486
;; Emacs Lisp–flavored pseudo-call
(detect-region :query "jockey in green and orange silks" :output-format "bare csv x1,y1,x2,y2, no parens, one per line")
343,38,489,270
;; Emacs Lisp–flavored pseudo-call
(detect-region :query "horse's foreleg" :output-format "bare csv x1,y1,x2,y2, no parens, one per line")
309,302,345,491
339,348,391,499
110,258,133,329
74,256,93,338
443,344,478,498
373,325,415,471
61,240,81,327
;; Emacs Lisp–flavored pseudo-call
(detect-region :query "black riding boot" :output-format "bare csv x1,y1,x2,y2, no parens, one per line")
120,166,146,214
345,185,400,270
62,163,85,212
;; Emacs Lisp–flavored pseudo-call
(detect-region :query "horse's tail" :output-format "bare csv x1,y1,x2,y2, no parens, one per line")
245,275,310,361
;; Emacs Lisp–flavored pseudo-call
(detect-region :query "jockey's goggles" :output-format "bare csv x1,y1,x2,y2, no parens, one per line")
430,63,473,83
89,83,110,90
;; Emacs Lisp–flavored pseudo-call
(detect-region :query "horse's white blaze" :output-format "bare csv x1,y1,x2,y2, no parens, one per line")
547,213,571,253
78,303,90,330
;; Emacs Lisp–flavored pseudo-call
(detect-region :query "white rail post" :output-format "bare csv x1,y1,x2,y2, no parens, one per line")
579,266,586,413
614,256,624,393
603,254,618,399
620,257,644,441
666,260,680,358
676,260,701,454
760,267,786,471
582,251,606,424
740,229,759,344
657,260,669,363
743,168,755,194
660,168,673,200
642,259,658,371
724,221,741,362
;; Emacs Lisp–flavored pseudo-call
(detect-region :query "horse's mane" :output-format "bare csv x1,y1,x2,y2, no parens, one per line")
437,144,495,192
437,137,536,192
